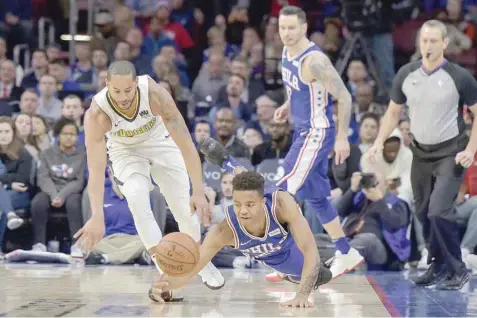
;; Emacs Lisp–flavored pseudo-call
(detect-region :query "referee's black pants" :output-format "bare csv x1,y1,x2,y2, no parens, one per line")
410,136,467,276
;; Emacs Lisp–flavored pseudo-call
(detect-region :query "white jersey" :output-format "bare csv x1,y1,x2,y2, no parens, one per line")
93,75,168,146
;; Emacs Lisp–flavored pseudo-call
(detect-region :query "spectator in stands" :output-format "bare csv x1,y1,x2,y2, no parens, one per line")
38,74,62,128
225,5,249,46
251,119,291,166
263,26,283,91
21,49,48,89
398,119,411,147
155,1,194,52
323,18,342,63
0,1,33,52
204,26,238,62
243,127,263,156
143,16,179,57
346,60,369,98
77,48,109,85
125,28,152,76
238,27,261,60
28,114,51,159
31,118,86,255
249,42,265,79
0,37,6,61
113,41,132,63
61,95,85,147
159,44,189,87
246,92,281,138
361,129,414,207
217,56,265,105
83,167,151,265
14,113,36,159
70,43,93,82
209,74,253,124
358,113,380,153
18,89,38,115
334,171,410,266
46,43,61,62
170,0,196,36
214,108,249,158
113,0,135,39
354,83,386,120
194,120,211,144
190,50,229,113
90,10,119,60
0,116,33,231
48,60,81,93
161,64,193,119
0,60,23,102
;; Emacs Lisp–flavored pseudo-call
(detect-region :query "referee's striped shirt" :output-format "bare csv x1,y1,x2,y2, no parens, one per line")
391,59,477,145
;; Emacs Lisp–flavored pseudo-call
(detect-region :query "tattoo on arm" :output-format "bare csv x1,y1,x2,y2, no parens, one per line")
297,254,321,296
309,54,349,102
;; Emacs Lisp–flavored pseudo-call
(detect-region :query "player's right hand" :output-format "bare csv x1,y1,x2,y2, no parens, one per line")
190,191,210,223
366,141,384,163
73,214,105,253
274,104,289,123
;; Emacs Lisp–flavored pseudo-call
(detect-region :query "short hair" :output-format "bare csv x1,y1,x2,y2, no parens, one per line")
40,73,57,82
232,171,265,197
63,94,82,103
421,19,447,39
279,6,307,24
360,112,380,126
47,43,61,50
398,118,410,125
53,117,78,137
33,49,47,57
229,73,246,85
195,119,211,128
107,61,137,80
49,59,65,67
22,88,39,97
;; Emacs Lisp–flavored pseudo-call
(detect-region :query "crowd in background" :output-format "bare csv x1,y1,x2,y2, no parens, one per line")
1,0,477,273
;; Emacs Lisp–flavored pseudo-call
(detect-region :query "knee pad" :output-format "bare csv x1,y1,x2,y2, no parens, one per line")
307,198,338,225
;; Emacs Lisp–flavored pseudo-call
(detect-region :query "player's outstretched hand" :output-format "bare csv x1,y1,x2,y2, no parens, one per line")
73,215,105,253
150,279,170,304
334,137,350,165
190,191,210,222
455,150,474,168
280,295,314,308
366,141,384,163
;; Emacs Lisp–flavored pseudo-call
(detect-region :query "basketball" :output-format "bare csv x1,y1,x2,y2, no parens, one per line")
155,232,200,277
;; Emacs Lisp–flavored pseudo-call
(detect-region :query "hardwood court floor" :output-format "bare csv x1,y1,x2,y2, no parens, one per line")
1,264,476,317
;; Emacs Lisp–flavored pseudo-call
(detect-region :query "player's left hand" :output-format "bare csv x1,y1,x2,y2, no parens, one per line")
190,191,210,222
280,295,314,308
334,137,350,165
455,150,475,168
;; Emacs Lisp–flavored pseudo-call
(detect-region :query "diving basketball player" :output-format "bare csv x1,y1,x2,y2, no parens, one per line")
74,61,224,299
150,138,333,308
272,6,363,279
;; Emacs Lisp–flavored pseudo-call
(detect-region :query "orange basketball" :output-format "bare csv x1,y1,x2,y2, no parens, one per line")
155,232,200,277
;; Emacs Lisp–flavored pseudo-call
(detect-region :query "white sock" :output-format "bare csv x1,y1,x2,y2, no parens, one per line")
120,174,163,250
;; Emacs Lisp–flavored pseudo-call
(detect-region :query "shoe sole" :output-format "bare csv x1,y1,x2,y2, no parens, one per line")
436,274,470,290
412,272,448,287
332,257,365,280
203,281,225,290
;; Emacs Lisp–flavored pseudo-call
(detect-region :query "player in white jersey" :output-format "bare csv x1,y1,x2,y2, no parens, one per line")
74,61,224,300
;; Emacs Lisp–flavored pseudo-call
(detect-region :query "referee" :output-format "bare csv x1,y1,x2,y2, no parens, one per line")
368,19,477,290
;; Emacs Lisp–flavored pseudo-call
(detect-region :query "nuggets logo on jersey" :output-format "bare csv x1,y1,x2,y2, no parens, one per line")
111,117,157,137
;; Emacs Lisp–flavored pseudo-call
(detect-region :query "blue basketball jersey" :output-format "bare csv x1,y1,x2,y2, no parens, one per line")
224,186,305,280
281,42,334,131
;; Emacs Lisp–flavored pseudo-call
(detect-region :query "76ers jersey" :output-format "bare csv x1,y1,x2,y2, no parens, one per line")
282,42,334,131
94,75,167,146
224,187,305,280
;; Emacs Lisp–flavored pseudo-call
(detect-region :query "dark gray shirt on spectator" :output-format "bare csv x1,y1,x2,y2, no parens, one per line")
37,145,86,201
391,60,477,145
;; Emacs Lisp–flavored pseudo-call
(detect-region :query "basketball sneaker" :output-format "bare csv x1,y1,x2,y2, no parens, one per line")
199,262,225,289
265,272,286,282
326,247,364,279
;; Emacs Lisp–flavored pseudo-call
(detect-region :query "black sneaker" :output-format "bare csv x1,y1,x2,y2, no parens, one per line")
436,271,470,290
411,262,449,287
136,250,152,266
85,252,107,265
199,138,228,166
314,266,333,288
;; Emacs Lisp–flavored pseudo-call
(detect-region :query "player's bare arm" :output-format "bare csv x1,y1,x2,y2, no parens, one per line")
275,191,320,304
73,101,111,251
456,103,477,167
375,100,404,147
147,77,208,216
152,221,233,294
305,52,352,141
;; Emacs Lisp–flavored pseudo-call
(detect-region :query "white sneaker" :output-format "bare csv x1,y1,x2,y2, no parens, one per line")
417,248,430,270
32,243,47,252
198,262,225,290
70,246,84,261
467,254,477,275
326,247,364,279
7,217,23,230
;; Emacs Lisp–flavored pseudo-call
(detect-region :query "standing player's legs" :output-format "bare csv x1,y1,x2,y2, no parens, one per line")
144,138,225,289
276,128,363,278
